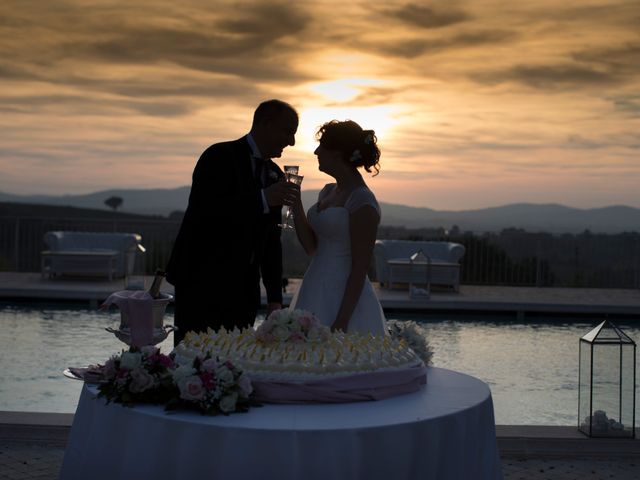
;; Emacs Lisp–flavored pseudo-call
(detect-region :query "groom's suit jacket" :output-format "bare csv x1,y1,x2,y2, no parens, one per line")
166,136,284,330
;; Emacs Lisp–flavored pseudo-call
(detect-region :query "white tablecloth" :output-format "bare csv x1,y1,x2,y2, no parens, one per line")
60,367,503,480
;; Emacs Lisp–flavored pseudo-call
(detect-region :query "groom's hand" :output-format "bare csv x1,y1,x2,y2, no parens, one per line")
264,180,299,207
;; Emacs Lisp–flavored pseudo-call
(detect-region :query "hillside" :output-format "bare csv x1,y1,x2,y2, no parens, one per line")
0,202,162,220
1,188,639,233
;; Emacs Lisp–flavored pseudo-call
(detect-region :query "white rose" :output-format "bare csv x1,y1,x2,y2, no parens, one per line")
288,320,302,333
120,352,142,370
219,392,238,413
177,375,205,402
237,374,253,397
171,344,199,367
272,326,290,341
172,364,197,382
140,345,159,358
273,312,291,327
215,366,235,387
129,367,156,393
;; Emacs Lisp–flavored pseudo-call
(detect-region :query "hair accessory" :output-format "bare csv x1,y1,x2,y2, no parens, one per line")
364,133,374,145
349,149,363,163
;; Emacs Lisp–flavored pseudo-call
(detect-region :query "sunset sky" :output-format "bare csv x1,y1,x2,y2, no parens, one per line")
0,0,638,210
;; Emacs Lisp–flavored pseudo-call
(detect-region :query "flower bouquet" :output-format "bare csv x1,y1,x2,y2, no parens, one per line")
387,320,433,366
255,308,330,343
166,354,256,415
98,346,175,405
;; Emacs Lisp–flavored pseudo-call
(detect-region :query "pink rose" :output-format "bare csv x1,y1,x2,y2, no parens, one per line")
289,331,305,343
115,369,130,387
297,315,314,330
102,357,118,380
148,353,174,369
201,358,219,373
156,354,174,369
200,372,216,391
178,376,205,401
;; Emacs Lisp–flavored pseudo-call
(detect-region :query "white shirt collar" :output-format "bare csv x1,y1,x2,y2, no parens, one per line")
246,133,262,159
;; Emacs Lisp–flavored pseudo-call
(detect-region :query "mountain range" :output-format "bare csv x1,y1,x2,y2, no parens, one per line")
1,188,638,234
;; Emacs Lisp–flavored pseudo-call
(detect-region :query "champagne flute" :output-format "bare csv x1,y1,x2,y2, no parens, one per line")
278,166,299,228
279,172,303,229
283,165,299,177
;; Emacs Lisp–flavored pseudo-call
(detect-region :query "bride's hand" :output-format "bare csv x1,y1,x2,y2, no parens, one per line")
265,180,298,207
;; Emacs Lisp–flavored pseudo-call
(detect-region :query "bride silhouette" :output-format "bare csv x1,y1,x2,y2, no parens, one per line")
289,120,386,335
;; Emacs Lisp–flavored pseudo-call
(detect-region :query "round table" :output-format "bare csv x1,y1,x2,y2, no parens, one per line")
60,367,503,480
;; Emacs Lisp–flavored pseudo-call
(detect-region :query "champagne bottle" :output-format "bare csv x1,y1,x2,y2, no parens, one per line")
147,269,166,299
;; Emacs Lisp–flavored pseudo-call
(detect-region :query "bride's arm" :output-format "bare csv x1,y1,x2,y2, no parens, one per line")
291,194,317,256
331,205,379,332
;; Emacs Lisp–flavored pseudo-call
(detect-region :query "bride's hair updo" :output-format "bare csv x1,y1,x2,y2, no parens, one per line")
316,120,381,175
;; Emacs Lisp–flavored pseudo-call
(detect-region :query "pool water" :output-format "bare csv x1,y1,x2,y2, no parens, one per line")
0,304,638,426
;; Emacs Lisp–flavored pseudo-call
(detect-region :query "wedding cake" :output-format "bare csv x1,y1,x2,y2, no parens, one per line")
172,310,427,402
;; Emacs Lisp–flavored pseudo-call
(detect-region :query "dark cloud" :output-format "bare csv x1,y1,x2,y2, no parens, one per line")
217,2,309,37
376,29,516,58
0,92,194,117
0,2,315,86
564,135,606,150
387,3,469,29
94,78,256,100
68,6,313,82
474,64,616,89
611,95,640,117
573,43,640,76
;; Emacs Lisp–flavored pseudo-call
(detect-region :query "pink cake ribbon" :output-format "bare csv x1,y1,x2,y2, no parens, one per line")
102,290,154,347
252,364,427,403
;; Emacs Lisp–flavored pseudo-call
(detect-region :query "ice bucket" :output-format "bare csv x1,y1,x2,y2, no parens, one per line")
103,291,175,346
116,292,173,330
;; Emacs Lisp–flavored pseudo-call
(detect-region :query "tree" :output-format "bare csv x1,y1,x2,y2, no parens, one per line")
104,196,123,211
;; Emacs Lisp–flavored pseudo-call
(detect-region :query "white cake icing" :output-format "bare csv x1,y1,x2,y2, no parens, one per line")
173,327,423,383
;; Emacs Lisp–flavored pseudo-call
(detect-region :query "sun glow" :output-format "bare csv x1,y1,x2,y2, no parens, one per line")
310,78,383,103
296,105,401,154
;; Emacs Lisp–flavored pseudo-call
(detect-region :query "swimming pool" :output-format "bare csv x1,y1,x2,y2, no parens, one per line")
0,302,638,426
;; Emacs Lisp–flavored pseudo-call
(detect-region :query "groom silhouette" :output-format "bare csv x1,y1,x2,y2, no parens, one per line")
166,99,299,345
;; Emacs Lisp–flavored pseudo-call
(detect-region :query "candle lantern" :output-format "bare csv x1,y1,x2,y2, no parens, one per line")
578,320,636,438
125,243,147,290
409,250,431,299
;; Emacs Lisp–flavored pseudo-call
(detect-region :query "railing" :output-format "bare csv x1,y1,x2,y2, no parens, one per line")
0,216,179,275
1,216,639,288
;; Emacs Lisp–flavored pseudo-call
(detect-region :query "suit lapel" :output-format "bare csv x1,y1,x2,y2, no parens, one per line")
263,159,284,186
235,136,260,189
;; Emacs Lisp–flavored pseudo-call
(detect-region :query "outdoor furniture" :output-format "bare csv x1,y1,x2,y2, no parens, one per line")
373,239,465,291
387,258,462,292
41,231,143,280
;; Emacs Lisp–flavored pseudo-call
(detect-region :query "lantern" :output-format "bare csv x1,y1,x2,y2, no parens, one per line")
409,250,431,299
578,320,636,438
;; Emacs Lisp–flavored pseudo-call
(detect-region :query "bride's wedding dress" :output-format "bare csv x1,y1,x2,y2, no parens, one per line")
289,184,386,335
